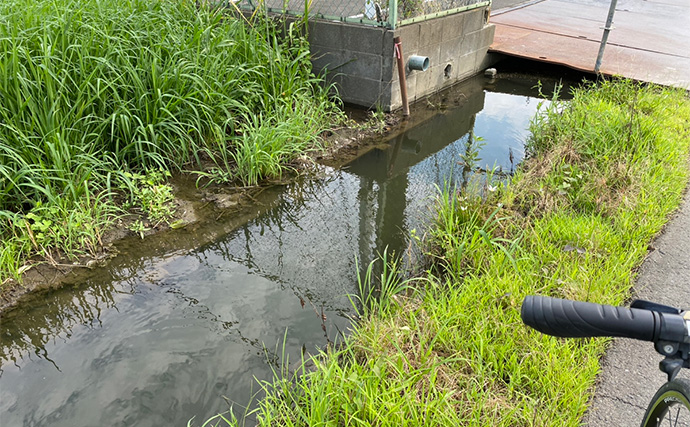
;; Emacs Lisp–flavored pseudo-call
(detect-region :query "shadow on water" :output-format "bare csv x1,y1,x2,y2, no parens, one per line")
0,73,576,426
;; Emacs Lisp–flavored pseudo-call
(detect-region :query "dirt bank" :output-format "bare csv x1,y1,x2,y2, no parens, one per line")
0,82,479,315
0,112,399,314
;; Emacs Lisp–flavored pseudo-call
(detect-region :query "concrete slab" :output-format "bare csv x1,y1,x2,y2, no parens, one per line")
489,0,690,88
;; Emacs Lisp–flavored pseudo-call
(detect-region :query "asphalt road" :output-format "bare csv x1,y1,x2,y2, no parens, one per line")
583,186,690,425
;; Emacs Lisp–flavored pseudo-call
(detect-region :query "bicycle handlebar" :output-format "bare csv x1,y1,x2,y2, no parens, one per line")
521,295,688,343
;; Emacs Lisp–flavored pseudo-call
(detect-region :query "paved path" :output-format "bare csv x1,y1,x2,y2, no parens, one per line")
489,0,690,88
568,181,690,427
583,185,690,425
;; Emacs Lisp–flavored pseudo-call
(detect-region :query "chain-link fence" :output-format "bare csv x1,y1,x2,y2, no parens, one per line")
395,0,490,22
233,0,490,29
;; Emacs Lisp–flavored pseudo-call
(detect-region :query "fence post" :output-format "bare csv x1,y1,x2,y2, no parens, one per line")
388,0,398,30
594,0,618,74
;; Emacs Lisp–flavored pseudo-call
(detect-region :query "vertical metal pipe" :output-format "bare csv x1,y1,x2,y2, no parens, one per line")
388,0,398,30
394,36,410,116
594,0,618,74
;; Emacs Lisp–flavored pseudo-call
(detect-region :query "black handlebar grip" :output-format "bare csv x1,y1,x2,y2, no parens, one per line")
521,295,662,341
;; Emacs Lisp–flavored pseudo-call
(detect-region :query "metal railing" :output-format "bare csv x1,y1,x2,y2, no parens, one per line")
233,0,490,29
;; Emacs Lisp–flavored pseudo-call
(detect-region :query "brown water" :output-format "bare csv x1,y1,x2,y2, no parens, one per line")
0,74,571,426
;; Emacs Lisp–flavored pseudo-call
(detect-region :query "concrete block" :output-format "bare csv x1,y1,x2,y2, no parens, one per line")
441,13,466,41
431,65,451,92
310,49,383,81
440,35,463,63
310,48,340,74
307,7,495,112
395,23,421,53
333,75,383,109
413,68,434,101
380,80,395,111
462,31,481,55
344,52,384,81
382,54,395,83
429,44,442,70
308,21,342,50
382,31,396,82
390,84,402,111
419,19,444,49
463,7,489,34
456,50,481,80
382,31,396,71
340,24,385,53
465,25,495,52
473,47,493,73
415,67,438,100
482,24,496,49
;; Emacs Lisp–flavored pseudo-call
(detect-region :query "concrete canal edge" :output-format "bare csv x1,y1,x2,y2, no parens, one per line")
306,6,495,112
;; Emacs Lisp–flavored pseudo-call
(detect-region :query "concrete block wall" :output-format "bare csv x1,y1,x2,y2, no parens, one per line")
308,21,392,108
308,7,495,111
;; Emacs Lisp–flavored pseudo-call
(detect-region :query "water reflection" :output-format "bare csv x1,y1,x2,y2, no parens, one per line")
0,75,565,426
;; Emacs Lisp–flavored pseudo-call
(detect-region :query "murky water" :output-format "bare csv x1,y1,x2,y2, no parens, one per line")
0,74,570,426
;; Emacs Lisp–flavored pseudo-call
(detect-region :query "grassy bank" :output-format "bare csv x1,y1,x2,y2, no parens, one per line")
217,80,690,426
0,0,341,285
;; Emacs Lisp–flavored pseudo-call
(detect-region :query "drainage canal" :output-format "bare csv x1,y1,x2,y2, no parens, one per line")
0,74,573,426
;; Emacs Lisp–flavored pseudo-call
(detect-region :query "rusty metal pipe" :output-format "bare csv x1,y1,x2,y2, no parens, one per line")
394,36,409,117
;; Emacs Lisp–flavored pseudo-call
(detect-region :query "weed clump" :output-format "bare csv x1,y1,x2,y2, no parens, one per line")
514,80,690,218
0,0,342,284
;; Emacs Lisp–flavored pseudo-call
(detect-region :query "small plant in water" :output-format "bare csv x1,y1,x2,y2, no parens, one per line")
458,135,485,170
128,220,150,239
350,247,415,318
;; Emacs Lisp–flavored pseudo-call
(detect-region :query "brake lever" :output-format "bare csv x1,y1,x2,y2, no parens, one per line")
660,358,684,382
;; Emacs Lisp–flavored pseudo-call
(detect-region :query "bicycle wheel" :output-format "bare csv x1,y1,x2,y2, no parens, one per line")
642,378,690,427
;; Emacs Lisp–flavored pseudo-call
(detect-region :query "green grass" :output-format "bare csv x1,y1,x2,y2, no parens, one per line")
0,0,342,284
213,80,690,426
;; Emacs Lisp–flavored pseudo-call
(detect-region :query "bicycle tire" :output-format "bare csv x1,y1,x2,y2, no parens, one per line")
641,378,690,427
